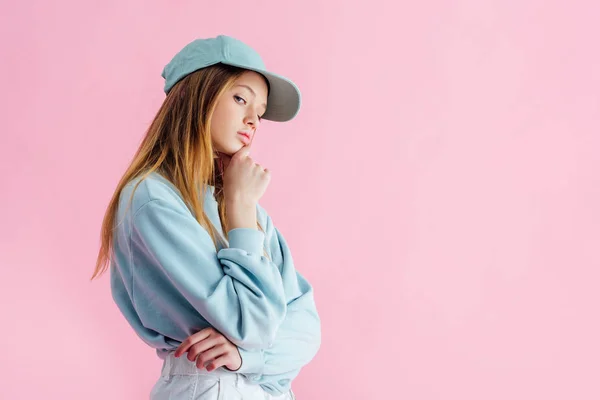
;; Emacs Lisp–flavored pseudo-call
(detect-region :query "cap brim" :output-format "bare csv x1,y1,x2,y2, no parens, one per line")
222,62,301,122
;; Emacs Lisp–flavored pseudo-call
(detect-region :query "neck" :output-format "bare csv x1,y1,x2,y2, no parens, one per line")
210,151,233,191
214,151,233,171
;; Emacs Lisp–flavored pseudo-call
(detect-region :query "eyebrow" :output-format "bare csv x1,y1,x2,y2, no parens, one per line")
235,84,267,112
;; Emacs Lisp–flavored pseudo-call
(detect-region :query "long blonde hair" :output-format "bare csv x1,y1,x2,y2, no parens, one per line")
91,63,269,280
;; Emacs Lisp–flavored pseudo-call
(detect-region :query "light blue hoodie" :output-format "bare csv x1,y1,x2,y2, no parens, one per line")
109,171,321,395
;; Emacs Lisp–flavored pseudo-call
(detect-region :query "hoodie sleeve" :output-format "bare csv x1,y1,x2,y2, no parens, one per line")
228,224,322,395
130,198,287,350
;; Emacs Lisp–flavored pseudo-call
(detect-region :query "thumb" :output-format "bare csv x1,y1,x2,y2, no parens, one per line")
234,134,254,159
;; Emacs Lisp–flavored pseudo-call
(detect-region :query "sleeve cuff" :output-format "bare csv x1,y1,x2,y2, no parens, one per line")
227,347,264,374
227,228,265,255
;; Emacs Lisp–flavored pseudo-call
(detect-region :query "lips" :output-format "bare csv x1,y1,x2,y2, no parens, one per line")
237,132,251,144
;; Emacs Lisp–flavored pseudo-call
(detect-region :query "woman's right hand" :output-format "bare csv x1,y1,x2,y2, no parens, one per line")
222,138,271,208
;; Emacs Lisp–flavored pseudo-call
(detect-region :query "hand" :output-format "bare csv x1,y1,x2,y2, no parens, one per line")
174,327,242,372
223,134,270,207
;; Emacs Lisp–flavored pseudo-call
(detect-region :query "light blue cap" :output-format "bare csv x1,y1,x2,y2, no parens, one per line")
161,35,301,122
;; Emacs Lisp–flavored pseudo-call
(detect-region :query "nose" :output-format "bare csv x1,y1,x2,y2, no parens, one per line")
244,113,260,129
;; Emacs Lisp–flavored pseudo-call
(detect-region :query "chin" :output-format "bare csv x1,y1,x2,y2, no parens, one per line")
217,143,243,156
229,140,246,153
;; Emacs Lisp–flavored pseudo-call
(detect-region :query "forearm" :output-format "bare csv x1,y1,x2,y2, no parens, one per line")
227,200,257,230
234,286,321,376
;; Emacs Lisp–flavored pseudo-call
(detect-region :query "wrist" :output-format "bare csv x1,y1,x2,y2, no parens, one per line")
227,202,257,230
226,347,265,375
226,195,256,210
224,347,242,371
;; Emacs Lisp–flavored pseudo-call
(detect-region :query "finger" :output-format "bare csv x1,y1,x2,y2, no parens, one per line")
195,344,227,370
186,337,223,362
232,148,249,162
174,328,213,357
234,135,254,160
208,354,234,372
254,163,269,174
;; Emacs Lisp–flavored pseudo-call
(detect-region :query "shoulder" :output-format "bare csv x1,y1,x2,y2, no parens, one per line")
118,171,189,218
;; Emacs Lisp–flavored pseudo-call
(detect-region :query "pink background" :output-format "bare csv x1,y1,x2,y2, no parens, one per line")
2,1,599,399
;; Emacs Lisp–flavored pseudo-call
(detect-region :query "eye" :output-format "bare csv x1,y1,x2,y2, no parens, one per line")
235,95,263,121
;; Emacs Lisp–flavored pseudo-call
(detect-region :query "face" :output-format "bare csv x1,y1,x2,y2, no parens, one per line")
210,71,269,155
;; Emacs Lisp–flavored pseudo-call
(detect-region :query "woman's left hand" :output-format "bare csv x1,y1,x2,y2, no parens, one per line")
174,327,242,372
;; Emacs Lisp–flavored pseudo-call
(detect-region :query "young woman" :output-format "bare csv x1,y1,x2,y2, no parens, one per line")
91,35,321,399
